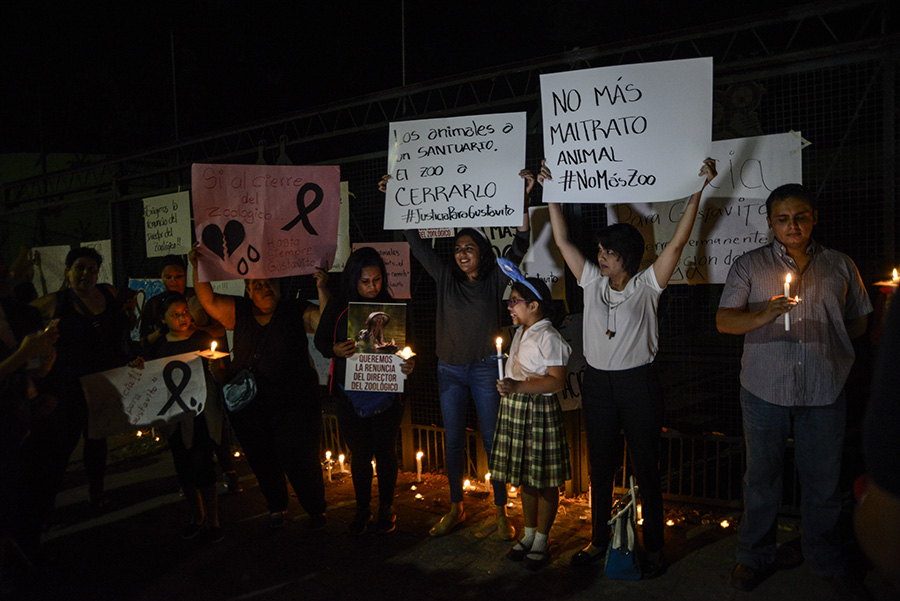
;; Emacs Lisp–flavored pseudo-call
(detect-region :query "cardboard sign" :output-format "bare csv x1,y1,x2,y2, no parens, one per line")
351,242,411,299
82,352,208,438
143,191,192,258
384,113,527,229
540,58,712,204
191,164,340,281
607,132,803,284
31,245,70,296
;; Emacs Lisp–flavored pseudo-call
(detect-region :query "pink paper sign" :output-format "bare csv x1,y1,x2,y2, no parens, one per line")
192,164,340,282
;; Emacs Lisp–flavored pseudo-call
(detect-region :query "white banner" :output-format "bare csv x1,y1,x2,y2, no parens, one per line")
143,191,193,258
384,112,527,229
607,132,803,284
540,58,712,204
82,352,208,438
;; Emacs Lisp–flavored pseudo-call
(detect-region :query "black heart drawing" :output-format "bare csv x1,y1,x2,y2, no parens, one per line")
201,221,247,260
201,224,225,260
223,221,245,258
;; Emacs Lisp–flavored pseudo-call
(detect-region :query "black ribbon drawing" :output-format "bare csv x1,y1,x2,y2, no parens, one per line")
281,182,323,235
158,360,202,416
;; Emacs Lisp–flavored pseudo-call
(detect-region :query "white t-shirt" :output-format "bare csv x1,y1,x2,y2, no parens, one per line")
579,261,663,371
506,318,572,394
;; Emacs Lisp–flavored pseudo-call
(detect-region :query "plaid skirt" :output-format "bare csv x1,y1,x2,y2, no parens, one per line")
489,392,572,488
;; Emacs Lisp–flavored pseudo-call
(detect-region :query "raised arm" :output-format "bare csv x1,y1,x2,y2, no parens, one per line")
302,267,331,334
652,158,717,288
188,246,237,330
539,161,587,280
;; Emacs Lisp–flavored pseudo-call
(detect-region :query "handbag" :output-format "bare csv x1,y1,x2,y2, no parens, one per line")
223,369,257,412
605,475,642,580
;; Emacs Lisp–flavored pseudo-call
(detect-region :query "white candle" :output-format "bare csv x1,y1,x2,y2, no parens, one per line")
416,451,423,483
371,460,377,476
210,341,217,355
893,268,899,283
338,454,345,473
784,274,792,331
496,337,504,380
485,472,491,490
327,465,332,482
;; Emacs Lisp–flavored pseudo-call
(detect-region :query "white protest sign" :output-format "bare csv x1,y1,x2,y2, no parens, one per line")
82,352,208,438
352,242,411,299
32,245,70,296
540,57,712,204
344,354,406,393
331,181,352,272
81,240,113,284
521,206,566,300
384,112,527,229
608,132,802,284
143,191,192,258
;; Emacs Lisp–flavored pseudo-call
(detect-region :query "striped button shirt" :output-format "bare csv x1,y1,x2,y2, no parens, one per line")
718,239,872,407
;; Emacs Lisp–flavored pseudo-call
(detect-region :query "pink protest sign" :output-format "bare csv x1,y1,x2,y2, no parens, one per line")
191,164,340,282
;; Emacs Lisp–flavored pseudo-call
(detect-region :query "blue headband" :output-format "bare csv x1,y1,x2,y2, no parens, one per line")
496,257,542,300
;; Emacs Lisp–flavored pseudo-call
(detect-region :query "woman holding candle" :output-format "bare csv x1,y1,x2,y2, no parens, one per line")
315,247,414,535
189,247,330,532
130,291,226,543
379,169,534,539
490,274,571,571
542,158,716,576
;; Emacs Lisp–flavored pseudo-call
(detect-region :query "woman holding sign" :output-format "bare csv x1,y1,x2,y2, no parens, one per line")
190,247,330,532
379,170,533,540
315,247,414,535
541,158,715,576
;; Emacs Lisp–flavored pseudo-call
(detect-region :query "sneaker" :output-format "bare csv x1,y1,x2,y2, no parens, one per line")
200,526,225,544
308,513,327,532
348,509,371,536
375,508,396,535
181,522,203,540
224,471,243,494
268,511,286,529
729,563,765,592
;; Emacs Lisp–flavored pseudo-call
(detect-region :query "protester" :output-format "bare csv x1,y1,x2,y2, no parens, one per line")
379,169,534,540
490,273,571,571
315,247,414,535
190,246,330,531
130,291,227,544
542,158,716,576
716,183,872,599
138,254,241,494
30,247,134,514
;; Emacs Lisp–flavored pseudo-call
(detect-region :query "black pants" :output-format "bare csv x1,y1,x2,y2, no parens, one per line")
582,363,665,553
168,416,217,489
335,391,404,509
228,396,326,516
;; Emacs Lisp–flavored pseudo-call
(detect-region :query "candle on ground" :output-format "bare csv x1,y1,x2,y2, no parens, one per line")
416,451,424,483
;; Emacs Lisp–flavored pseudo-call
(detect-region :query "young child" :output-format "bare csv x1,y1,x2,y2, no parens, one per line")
490,270,572,571
131,290,226,543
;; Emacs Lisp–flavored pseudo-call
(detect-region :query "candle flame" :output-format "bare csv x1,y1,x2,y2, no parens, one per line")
210,341,217,354
666,519,675,527
464,479,471,489
416,451,424,459
785,273,792,284
397,346,415,360
720,519,730,528
893,268,898,281
325,450,332,460
496,337,503,345
338,454,345,462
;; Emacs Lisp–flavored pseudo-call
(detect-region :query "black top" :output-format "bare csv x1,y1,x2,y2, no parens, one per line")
865,299,900,496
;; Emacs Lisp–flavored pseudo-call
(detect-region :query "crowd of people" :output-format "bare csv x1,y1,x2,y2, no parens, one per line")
1,160,897,601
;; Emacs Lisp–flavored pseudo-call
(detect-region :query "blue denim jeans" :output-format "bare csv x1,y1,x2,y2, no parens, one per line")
438,358,508,505
737,387,846,577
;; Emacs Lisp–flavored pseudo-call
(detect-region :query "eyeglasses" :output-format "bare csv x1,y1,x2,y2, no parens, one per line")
506,299,529,307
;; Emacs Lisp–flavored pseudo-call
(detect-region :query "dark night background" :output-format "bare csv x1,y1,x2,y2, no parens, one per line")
2,0,808,158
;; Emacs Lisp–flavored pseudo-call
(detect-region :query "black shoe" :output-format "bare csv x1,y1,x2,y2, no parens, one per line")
523,549,550,571
506,541,531,562
348,509,371,536
375,508,396,535
224,471,243,494
570,545,605,567
268,511,286,529
730,563,765,592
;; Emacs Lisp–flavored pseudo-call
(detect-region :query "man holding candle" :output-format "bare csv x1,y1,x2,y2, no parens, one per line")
716,184,872,597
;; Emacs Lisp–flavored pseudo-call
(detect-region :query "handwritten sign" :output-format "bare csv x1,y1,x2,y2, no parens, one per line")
351,242,411,299
540,58,712,204
143,191,192,258
555,314,586,411
81,240,113,285
191,164,340,282
384,113,527,229
128,278,166,342
608,132,802,284
82,352,207,438
31,245,70,296
521,207,566,300
345,354,406,394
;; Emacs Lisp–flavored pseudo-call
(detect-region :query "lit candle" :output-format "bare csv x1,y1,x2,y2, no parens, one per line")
784,274,792,331
327,464,332,482
416,451,423,483
485,472,491,490
325,450,332,461
464,479,472,492
338,454,345,473
396,346,415,360
496,337,504,380
720,519,730,529
893,268,899,283
372,460,377,476
210,341,217,355
508,485,518,499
